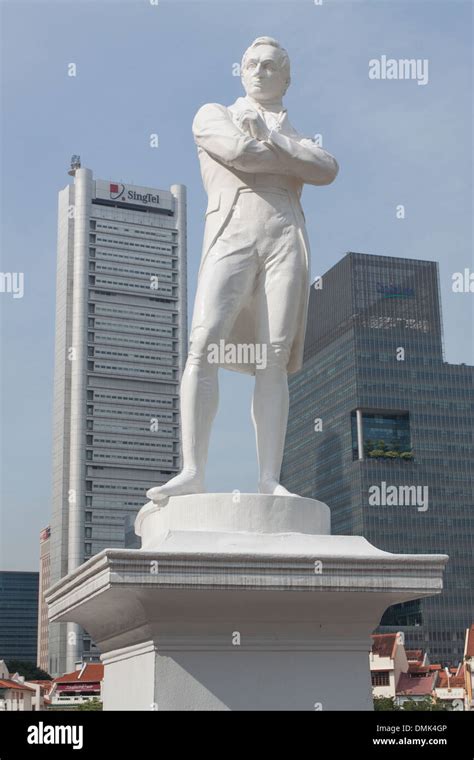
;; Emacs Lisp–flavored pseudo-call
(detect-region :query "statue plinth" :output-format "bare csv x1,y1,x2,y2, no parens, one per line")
47,494,447,710
135,492,331,551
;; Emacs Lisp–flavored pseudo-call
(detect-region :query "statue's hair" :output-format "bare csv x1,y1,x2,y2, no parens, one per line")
241,37,291,92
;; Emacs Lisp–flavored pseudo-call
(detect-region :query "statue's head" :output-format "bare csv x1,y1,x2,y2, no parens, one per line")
241,37,291,103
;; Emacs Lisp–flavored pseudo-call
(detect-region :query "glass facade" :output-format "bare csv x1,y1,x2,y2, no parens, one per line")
351,411,412,460
282,252,474,665
0,571,39,663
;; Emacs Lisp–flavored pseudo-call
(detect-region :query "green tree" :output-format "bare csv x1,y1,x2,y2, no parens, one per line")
373,696,401,711
369,449,385,458
75,698,103,711
5,661,52,681
401,697,450,711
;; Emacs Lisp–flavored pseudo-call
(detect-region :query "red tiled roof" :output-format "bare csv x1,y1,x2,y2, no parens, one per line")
54,664,104,684
408,663,430,674
436,672,465,689
28,680,53,692
397,673,436,696
465,624,474,657
371,633,398,659
0,679,35,692
406,649,423,661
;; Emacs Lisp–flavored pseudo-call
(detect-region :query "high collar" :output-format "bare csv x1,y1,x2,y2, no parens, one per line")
231,95,287,117
244,95,286,115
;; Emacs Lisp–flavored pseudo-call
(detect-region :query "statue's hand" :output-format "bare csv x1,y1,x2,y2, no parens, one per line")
238,110,269,141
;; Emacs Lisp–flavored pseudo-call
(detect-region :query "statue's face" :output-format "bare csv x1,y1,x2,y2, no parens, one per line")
242,44,288,103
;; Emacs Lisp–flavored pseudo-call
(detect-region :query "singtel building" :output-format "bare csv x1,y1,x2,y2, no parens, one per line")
48,160,187,675
282,251,473,665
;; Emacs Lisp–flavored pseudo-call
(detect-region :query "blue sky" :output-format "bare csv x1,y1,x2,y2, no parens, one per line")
1,0,472,570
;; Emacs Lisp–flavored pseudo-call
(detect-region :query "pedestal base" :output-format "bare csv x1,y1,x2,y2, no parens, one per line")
46,494,447,711
101,633,376,711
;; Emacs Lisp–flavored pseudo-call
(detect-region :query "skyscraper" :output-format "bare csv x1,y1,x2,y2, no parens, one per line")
282,251,473,665
0,571,39,663
49,159,187,675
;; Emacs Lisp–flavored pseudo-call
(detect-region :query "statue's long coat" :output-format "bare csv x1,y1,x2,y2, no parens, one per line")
190,96,339,375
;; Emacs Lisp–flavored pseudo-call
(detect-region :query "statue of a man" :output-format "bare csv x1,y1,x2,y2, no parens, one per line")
147,36,338,502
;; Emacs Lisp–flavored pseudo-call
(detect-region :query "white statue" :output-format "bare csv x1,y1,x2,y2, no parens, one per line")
147,37,338,502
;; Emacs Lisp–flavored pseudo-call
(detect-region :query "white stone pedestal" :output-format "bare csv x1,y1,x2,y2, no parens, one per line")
46,494,447,711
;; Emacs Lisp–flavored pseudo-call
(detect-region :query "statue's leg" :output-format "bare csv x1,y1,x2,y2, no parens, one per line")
146,357,219,502
147,218,258,502
250,195,306,497
252,360,296,496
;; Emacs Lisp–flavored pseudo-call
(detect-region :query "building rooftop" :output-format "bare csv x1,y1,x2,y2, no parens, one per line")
397,673,436,696
405,649,424,661
54,663,104,684
371,633,398,659
408,663,431,675
436,671,465,689
0,678,35,692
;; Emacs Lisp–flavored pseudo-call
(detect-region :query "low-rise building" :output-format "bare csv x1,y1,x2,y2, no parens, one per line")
0,660,52,710
433,667,466,710
48,663,103,708
371,634,470,710
370,632,409,698
396,672,437,707
0,661,36,711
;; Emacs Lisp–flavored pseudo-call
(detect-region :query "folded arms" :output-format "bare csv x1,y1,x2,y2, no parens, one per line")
192,103,339,186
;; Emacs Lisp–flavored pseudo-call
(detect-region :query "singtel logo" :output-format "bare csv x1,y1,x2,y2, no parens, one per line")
109,183,160,206
128,189,160,205
109,182,125,200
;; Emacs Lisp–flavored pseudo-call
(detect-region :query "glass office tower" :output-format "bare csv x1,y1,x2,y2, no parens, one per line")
282,252,473,665
48,160,187,675
0,571,39,663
